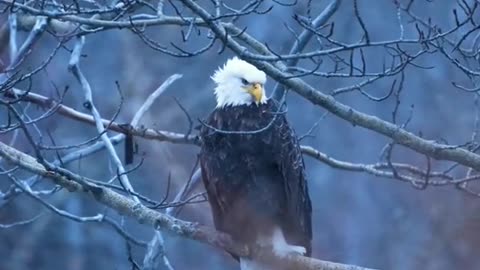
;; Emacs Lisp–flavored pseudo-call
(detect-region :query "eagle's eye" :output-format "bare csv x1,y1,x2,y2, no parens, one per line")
241,78,249,85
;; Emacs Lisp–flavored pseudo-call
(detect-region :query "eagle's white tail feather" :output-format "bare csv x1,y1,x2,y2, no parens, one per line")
239,226,306,270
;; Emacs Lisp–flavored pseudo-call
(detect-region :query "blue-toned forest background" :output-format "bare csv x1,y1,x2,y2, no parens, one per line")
0,1,479,270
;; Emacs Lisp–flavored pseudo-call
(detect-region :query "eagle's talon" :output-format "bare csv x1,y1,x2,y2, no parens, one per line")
273,244,306,258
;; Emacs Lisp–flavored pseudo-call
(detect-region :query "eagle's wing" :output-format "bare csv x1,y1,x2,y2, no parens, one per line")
199,107,245,261
269,100,313,256
199,107,247,233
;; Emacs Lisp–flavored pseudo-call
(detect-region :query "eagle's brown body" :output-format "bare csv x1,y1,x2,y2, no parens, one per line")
199,100,312,260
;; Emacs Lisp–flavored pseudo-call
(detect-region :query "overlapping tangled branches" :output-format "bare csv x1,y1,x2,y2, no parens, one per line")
1,0,480,269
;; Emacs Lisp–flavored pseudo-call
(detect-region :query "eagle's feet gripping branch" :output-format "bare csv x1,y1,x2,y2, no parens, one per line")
270,226,307,258
273,243,307,258
243,227,307,270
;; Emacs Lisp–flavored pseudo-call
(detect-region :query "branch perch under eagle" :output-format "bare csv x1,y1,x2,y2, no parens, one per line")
0,139,376,270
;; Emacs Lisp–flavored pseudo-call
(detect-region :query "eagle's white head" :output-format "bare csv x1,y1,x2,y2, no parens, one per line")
211,57,267,108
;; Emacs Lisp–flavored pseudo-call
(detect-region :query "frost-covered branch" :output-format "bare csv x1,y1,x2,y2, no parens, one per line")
3,88,470,187
0,140,377,270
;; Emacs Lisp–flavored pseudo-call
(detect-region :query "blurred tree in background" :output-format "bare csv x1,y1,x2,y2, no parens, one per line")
1,0,480,269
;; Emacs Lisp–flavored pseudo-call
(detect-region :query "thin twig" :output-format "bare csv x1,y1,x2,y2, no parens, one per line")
68,35,139,203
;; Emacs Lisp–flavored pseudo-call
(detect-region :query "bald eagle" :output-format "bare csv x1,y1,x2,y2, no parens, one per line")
199,57,312,270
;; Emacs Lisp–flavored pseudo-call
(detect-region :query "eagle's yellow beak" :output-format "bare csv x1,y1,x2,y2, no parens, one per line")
247,83,263,103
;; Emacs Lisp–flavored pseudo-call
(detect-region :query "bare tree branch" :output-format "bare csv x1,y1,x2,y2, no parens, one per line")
4,88,198,145
4,89,472,187
173,0,480,174
0,140,377,270
129,74,184,270
273,0,342,100
68,35,141,203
